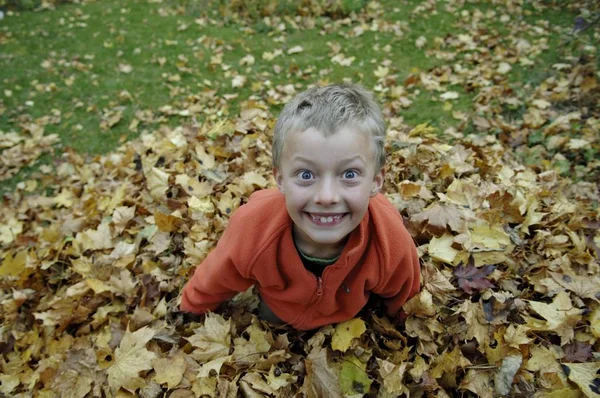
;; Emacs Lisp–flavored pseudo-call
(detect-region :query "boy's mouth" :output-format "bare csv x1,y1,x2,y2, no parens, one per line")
305,212,348,225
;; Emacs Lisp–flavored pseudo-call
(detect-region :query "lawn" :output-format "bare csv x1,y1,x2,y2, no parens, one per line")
1,0,596,190
0,0,599,397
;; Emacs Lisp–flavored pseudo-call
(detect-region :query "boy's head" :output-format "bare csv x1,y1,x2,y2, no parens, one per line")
272,84,387,257
272,83,386,171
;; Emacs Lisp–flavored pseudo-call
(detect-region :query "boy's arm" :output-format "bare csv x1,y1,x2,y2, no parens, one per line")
375,243,421,319
180,226,255,314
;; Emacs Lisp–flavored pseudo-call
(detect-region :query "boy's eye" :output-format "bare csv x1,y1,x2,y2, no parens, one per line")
300,171,313,180
344,170,357,179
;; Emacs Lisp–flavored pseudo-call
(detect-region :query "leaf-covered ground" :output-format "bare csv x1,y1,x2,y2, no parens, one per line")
1,0,600,397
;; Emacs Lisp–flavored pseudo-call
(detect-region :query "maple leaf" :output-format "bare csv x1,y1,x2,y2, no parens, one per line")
561,362,600,397
303,347,341,397
454,263,495,294
525,291,583,345
549,271,600,302
339,355,371,396
107,326,157,394
152,351,186,389
428,233,460,265
411,203,467,234
377,359,409,396
402,289,437,318
456,300,490,346
430,346,471,380
590,306,600,339
562,341,593,363
233,322,272,361
266,364,297,391
331,318,366,352
503,324,533,348
197,355,233,378
187,313,232,362
460,369,493,398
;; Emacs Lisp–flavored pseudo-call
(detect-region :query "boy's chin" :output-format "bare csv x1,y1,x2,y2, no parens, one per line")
304,231,350,248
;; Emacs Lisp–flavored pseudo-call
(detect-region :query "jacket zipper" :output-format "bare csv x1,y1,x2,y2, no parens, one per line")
316,276,323,297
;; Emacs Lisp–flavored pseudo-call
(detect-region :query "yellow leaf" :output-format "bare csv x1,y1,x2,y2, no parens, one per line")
402,290,436,318
107,326,157,393
85,278,113,294
431,346,471,379
523,345,562,373
192,377,217,397
112,206,136,234
241,171,268,189
544,388,584,398
408,123,437,137
377,359,409,395
154,211,182,232
266,364,297,391
562,362,600,398
0,374,20,395
374,66,389,78
470,223,511,249
74,223,113,251
590,306,600,338
287,45,304,54
428,234,459,265
54,188,75,208
233,322,271,360
0,250,27,277
175,174,212,198
146,167,170,200
331,318,366,352
197,355,233,378
457,300,489,346
152,352,186,389
526,291,583,345
503,324,533,348
188,196,215,214
460,369,493,398
186,313,231,362
497,62,512,74
0,217,23,245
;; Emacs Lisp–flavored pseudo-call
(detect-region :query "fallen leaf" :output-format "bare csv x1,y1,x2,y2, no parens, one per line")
454,263,495,294
107,326,157,393
331,318,366,352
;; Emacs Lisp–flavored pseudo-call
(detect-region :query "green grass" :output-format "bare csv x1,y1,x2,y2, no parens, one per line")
0,0,584,193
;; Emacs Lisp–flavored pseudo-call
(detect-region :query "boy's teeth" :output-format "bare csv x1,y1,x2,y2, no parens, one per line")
312,214,341,223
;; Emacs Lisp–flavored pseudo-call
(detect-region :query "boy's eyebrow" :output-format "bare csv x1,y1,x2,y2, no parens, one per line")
291,155,367,165
339,155,367,165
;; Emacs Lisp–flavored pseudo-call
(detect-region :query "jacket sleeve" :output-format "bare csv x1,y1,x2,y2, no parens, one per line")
180,219,256,314
375,242,421,318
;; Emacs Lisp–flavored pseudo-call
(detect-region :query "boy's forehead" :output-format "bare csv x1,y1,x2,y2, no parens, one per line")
287,126,370,141
283,126,376,162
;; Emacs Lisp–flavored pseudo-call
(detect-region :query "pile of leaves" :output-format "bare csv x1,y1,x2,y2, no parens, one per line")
0,96,599,397
1,0,600,396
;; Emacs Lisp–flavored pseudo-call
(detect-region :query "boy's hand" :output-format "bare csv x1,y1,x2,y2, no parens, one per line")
167,309,205,326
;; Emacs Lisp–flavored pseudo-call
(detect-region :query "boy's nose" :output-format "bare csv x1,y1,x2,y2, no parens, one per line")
314,179,340,205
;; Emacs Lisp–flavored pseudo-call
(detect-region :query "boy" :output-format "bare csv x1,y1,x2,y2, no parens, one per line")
180,83,421,330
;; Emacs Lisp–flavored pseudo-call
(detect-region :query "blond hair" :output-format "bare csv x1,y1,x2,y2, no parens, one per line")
272,83,386,171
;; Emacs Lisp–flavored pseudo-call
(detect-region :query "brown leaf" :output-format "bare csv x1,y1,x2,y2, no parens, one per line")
454,263,495,294
562,341,593,363
302,347,341,398
411,203,467,234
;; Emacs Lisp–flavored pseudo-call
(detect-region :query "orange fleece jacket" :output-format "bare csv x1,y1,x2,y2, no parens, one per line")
180,188,421,330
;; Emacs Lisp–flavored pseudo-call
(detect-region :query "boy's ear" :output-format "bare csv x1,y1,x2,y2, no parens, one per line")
273,167,284,193
370,168,384,197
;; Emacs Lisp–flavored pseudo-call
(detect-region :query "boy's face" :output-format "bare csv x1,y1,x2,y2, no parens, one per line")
273,126,384,257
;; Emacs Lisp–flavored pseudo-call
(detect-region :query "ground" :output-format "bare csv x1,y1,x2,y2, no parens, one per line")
0,0,599,397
